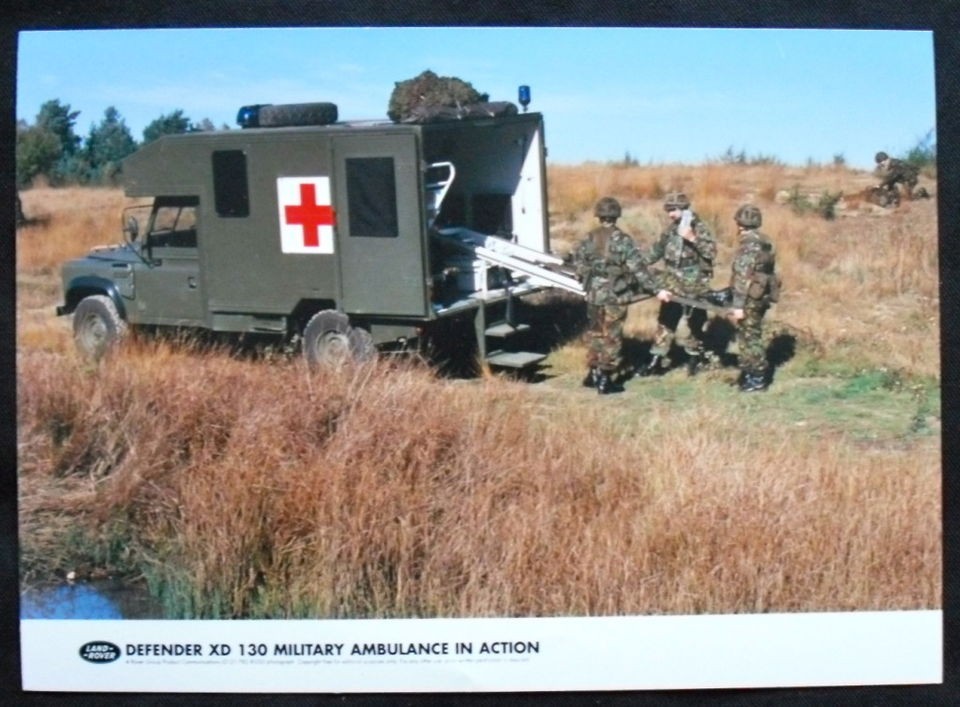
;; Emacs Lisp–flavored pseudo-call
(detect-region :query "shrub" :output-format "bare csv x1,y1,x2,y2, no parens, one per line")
785,185,843,220
387,70,488,123
904,128,936,177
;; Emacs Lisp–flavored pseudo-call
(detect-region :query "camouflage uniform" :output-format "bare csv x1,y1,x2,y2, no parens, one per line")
642,193,716,372
875,152,919,199
573,199,659,393
729,205,778,391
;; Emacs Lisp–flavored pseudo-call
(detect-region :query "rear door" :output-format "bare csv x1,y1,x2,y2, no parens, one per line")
333,133,427,316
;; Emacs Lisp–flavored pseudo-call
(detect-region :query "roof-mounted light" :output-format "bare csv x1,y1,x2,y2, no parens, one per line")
518,85,531,112
237,104,269,129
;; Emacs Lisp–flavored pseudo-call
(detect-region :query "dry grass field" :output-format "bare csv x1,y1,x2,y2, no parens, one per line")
16,163,941,619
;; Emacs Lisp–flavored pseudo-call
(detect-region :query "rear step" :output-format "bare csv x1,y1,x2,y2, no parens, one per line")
485,350,546,369
485,322,530,337
473,291,543,371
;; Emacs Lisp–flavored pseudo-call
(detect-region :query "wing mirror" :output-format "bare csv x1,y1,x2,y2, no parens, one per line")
124,216,140,241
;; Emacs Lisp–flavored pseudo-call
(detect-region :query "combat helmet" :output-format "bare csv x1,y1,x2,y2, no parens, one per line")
594,197,622,220
875,151,889,163
734,204,762,228
663,191,691,211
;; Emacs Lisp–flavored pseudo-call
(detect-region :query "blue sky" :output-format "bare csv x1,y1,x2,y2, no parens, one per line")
16,27,935,169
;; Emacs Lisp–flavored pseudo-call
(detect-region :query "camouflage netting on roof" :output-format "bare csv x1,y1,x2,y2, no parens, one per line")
387,70,489,123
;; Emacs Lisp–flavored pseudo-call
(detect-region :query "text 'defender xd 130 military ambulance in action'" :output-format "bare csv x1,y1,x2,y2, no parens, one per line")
56,90,583,370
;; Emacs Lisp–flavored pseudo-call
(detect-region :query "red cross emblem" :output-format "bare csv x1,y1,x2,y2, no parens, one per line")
285,183,334,247
277,177,335,254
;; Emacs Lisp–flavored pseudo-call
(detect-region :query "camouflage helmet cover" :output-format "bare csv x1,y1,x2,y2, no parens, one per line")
875,151,889,163
594,197,622,219
663,191,691,210
734,204,762,228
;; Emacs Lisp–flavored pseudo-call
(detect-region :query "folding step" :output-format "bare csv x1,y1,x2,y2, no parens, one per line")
485,350,546,369
485,322,530,338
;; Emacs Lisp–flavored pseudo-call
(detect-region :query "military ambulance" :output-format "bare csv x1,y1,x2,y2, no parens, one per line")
56,96,581,370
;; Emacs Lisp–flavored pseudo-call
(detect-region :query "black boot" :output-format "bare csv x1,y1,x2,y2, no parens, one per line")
739,370,768,392
581,367,599,388
597,371,624,395
639,354,666,377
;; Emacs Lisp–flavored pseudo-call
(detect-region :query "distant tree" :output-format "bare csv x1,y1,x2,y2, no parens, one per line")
387,69,488,122
904,128,936,175
715,145,782,167
192,117,217,132
22,99,85,184
16,120,61,187
619,150,639,167
719,146,747,165
36,99,81,158
83,106,138,184
192,118,231,131
143,109,192,143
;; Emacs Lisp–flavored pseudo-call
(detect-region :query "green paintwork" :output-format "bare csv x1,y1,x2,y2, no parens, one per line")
58,111,551,350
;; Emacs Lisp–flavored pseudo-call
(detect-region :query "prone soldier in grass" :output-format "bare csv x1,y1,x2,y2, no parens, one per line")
640,191,717,376
572,197,660,395
874,151,920,202
727,204,780,392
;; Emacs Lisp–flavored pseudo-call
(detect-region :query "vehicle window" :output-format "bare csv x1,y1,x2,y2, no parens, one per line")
346,157,398,238
213,150,250,217
149,199,199,248
152,206,181,232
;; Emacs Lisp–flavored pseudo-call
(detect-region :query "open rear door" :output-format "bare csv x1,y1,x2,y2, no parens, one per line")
333,133,427,317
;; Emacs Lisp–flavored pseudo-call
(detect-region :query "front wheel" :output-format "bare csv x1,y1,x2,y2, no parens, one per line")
73,295,128,361
302,310,375,368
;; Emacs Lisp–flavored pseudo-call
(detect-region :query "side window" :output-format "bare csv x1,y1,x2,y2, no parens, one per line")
213,150,250,217
346,157,398,238
148,198,199,248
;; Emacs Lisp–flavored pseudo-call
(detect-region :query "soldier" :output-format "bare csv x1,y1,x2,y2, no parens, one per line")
875,151,919,201
640,191,717,376
728,204,779,392
572,197,659,394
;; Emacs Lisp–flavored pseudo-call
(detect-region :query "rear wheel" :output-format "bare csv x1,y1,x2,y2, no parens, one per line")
73,295,127,361
348,326,376,362
303,310,375,368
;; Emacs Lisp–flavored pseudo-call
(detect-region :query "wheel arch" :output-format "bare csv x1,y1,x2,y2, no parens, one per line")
290,299,340,335
61,276,128,319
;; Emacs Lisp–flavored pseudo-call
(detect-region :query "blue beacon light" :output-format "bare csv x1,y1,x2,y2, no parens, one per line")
518,85,531,112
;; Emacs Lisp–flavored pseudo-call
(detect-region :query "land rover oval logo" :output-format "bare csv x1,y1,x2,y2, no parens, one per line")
79,641,121,663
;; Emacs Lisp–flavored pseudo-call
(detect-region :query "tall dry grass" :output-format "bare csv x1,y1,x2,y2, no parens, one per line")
16,164,941,618
17,187,141,272
17,342,939,618
548,163,939,378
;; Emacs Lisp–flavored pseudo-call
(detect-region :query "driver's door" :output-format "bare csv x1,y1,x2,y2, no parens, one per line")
133,196,206,326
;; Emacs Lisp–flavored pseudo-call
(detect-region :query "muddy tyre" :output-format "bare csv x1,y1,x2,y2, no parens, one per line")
303,310,374,368
348,326,376,362
73,295,127,361
257,102,338,128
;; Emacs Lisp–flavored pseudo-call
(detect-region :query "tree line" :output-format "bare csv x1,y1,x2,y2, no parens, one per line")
16,99,229,188
18,95,937,189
